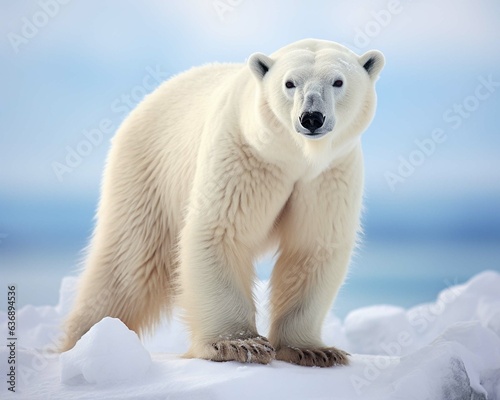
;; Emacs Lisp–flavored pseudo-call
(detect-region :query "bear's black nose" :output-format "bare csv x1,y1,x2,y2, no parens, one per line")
299,111,325,134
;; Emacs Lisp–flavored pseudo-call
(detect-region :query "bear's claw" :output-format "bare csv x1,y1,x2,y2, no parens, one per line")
209,336,275,364
276,345,349,367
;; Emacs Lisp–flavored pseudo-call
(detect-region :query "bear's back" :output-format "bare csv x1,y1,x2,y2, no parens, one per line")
106,62,246,236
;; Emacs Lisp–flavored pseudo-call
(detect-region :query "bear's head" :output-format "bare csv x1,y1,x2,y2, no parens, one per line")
248,39,384,167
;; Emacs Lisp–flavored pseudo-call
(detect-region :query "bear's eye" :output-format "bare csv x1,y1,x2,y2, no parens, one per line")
285,81,295,89
333,79,343,88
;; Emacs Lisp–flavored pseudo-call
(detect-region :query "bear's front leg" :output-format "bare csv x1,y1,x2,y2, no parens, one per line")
270,248,351,367
178,142,291,364
179,217,276,364
269,150,364,367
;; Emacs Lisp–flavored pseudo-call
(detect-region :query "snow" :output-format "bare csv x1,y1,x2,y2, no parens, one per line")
1,271,499,399
60,317,152,384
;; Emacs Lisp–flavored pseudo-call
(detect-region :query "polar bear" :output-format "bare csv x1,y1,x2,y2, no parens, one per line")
62,38,384,367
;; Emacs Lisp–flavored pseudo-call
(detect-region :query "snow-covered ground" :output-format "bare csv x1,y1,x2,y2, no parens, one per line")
1,271,499,399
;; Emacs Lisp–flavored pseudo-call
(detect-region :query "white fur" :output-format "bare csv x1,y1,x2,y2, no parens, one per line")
62,39,384,363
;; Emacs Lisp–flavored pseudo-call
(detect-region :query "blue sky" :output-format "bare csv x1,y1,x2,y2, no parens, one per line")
1,1,499,309
1,0,500,198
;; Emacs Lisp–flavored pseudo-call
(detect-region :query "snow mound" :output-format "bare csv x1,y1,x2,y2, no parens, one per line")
1,270,499,399
352,322,500,399
60,317,151,384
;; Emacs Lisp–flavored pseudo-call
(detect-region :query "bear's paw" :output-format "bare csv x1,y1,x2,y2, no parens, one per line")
209,336,276,364
276,345,349,367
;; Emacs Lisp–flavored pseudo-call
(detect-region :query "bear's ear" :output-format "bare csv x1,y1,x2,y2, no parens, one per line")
359,50,385,80
248,53,275,80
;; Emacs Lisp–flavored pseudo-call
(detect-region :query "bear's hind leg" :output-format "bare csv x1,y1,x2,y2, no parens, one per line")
60,174,177,352
60,239,176,351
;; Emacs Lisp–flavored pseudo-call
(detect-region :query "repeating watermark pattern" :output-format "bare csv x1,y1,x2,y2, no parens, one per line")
212,0,244,22
350,278,463,395
384,129,448,191
351,0,405,51
7,0,71,54
385,74,499,192
51,119,114,182
51,65,169,182
442,75,500,129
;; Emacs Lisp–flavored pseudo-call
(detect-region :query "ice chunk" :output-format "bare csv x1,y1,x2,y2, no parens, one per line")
60,317,151,384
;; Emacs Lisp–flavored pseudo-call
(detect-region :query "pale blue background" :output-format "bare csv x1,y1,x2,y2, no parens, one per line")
1,1,499,316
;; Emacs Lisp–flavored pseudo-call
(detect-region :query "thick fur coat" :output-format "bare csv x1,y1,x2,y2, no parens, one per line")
62,39,384,367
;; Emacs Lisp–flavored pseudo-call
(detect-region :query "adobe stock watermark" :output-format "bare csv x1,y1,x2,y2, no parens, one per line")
350,277,463,395
51,65,169,182
212,0,244,22
349,0,408,51
385,74,499,192
7,0,71,54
